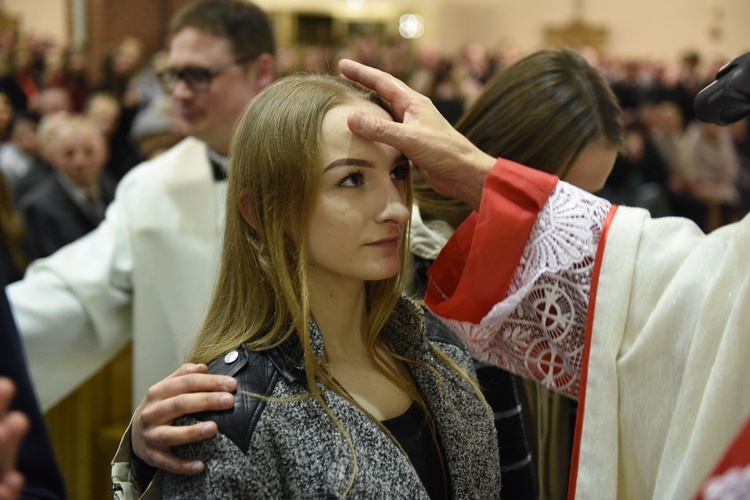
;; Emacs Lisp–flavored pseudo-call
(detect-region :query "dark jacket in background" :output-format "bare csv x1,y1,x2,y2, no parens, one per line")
18,173,116,261
0,266,66,499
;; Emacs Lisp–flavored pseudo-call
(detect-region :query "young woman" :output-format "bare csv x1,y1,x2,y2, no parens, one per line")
409,48,623,500
121,49,621,499
160,74,499,498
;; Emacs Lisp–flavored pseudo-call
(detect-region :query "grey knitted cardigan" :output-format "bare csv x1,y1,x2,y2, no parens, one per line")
163,296,501,499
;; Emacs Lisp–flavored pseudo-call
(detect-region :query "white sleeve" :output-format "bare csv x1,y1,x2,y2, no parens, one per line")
435,181,611,399
7,174,139,411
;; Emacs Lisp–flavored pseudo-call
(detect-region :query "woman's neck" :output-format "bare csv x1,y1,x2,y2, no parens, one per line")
308,273,369,361
307,272,415,421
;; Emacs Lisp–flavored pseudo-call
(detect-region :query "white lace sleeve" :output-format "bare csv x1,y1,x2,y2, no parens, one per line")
434,182,611,399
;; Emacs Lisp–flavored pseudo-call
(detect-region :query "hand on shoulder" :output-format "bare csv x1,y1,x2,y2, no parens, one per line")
132,363,237,475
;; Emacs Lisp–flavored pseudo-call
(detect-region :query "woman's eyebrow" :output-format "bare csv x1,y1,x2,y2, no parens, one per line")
324,158,373,171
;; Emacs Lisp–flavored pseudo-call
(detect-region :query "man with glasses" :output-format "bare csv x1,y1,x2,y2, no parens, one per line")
6,0,275,421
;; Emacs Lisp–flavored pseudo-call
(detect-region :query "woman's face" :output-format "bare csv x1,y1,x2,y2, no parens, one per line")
558,137,618,193
305,100,411,287
47,125,106,188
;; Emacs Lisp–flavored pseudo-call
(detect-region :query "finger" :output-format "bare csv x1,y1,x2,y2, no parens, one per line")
338,59,392,97
0,412,29,476
338,59,413,120
0,470,25,500
0,379,15,416
167,363,208,379
139,391,235,429
147,450,206,476
145,420,218,449
144,372,237,403
347,110,411,151
3,412,29,448
178,363,209,375
139,421,218,473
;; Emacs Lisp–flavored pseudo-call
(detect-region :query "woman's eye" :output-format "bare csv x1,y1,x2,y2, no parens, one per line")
339,171,365,188
391,164,409,181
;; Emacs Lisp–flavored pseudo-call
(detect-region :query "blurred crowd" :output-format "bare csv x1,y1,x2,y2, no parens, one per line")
281,39,750,235
1,27,748,286
0,32,185,284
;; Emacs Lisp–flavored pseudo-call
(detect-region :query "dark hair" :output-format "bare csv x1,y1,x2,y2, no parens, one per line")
458,48,623,174
170,0,276,59
415,48,624,228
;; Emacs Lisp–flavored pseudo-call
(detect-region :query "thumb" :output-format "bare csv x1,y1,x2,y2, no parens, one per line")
347,110,405,148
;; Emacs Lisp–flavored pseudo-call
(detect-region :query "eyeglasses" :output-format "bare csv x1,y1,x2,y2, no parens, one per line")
157,54,256,93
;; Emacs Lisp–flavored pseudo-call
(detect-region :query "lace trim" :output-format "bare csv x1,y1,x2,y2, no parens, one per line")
433,182,611,399
703,465,750,500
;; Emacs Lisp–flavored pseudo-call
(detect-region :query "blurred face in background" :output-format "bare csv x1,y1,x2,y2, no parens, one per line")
656,103,684,136
560,137,618,193
113,38,143,77
13,44,33,71
65,47,88,75
36,87,73,117
12,118,38,156
165,27,273,155
47,121,107,189
86,94,121,137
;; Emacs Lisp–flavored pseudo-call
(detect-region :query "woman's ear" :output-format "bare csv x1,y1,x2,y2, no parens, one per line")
238,190,257,231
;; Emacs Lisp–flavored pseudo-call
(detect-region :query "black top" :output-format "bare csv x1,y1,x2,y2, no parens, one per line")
409,255,537,499
382,402,450,499
18,173,116,261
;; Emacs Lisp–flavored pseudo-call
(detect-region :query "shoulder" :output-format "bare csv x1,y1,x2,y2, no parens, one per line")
387,296,468,356
423,307,465,350
421,306,474,373
185,343,304,454
17,175,62,211
147,136,208,167
111,137,210,216
117,137,208,188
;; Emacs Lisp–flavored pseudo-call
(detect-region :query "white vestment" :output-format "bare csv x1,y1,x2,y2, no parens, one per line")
7,137,225,410
426,158,750,499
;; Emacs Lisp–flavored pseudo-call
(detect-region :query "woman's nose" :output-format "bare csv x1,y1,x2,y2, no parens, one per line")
378,184,410,225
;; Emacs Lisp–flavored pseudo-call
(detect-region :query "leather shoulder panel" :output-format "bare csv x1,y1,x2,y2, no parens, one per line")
189,345,281,453
423,309,463,348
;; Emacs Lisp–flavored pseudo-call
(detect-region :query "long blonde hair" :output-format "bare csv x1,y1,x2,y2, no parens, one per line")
191,72,410,363
192,74,487,493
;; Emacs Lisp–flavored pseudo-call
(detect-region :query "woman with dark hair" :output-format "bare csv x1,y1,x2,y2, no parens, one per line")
410,48,623,499
412,48,623,288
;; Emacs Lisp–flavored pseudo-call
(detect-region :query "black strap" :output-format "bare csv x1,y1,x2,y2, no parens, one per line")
382,402,451,500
